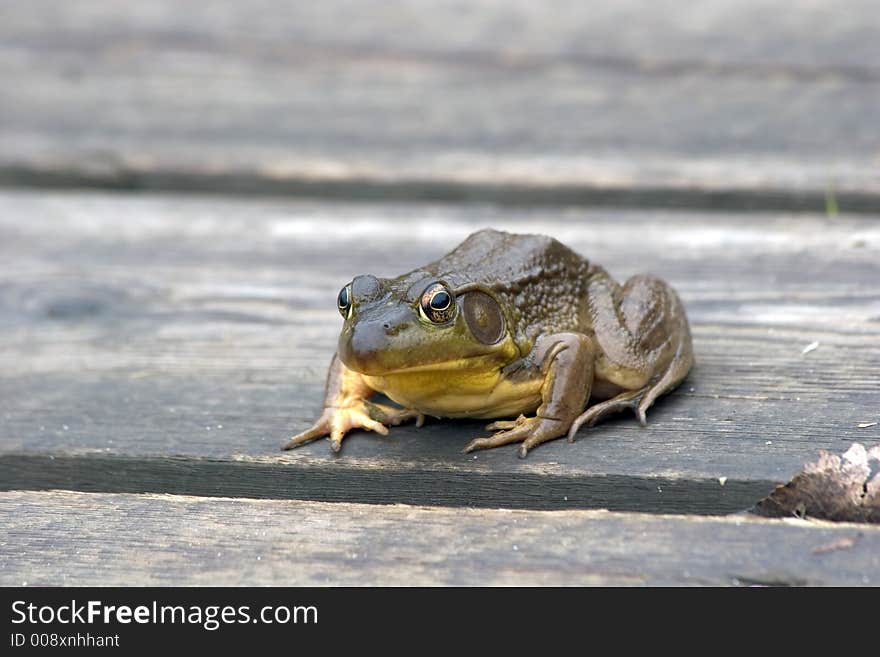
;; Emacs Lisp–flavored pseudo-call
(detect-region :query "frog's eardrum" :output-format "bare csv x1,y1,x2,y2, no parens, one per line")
462,291,505,345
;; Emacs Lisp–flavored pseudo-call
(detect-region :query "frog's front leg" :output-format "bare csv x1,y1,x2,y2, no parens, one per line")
464,333,594,458
284,354,424,453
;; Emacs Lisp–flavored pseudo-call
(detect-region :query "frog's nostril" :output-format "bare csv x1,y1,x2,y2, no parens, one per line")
383,321,409,336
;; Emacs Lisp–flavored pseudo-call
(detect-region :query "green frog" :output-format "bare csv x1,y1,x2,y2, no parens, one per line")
284,229,693,458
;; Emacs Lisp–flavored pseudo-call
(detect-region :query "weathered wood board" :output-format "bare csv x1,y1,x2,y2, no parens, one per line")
1,190,878,513
2,1,879,209
1,490,877,586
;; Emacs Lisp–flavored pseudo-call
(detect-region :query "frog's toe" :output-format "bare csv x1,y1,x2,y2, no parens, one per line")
283,428,325,450
518,421,568,458
331,411,387,452
327,412,389,453
284,413,332,450
484,415,528,431
567,389,647,442
347,414,389,436
364,401,425,428
388,409,425,428
329,428,345,453
463,425,530,454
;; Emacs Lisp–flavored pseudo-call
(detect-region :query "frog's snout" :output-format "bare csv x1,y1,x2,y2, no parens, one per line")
339,307,415,374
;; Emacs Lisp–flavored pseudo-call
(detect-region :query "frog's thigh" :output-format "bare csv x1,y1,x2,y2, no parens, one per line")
577,275,693,434
590,274,674,387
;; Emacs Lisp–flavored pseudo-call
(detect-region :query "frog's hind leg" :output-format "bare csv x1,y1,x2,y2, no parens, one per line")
567,331,692,440
568,274,693,440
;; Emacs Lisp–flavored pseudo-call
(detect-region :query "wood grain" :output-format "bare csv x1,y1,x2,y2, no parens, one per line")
1,190,878,511
1,490,877,586
2,1,879,208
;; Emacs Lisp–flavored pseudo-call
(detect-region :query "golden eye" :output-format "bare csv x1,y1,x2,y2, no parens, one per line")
419,283,456,324
337,284,352,318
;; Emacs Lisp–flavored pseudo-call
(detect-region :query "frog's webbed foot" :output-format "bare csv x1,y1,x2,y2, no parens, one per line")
284,353,424,453
567,388,647,441
284,401,424,453
284,403,387,453
465,414,569,459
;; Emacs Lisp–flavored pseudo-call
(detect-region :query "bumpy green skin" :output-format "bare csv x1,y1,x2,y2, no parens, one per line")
286,228,694,457
416,229,599,345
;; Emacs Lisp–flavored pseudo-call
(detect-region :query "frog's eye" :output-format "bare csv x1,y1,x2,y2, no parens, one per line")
419,282,456,324
337,283,352,319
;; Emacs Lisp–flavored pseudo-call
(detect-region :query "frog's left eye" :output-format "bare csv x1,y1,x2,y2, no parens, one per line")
419,282,456,324
337,283,352,318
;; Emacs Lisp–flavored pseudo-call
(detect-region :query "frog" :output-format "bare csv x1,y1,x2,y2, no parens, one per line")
284,228,693,458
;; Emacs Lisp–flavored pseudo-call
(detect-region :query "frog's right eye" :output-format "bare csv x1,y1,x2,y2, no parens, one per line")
419,282,456,324
337,284,352,318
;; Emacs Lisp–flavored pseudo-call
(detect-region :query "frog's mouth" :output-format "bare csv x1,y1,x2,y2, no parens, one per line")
340,350,509,377
350,355,504,376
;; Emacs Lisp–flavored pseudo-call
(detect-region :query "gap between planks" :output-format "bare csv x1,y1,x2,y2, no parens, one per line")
0,453,776,515
3,170,880,215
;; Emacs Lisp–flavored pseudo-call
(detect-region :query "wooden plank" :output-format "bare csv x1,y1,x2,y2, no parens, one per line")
1,490,877,586
1,190,878,512
1,1,879,208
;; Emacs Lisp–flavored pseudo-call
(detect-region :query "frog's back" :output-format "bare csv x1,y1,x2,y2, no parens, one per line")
424,229,598,342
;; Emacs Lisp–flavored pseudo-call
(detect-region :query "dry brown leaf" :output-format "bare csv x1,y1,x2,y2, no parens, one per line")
752,443,880,523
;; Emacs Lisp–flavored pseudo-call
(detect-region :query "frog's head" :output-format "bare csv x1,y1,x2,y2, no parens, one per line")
335,273,519,376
